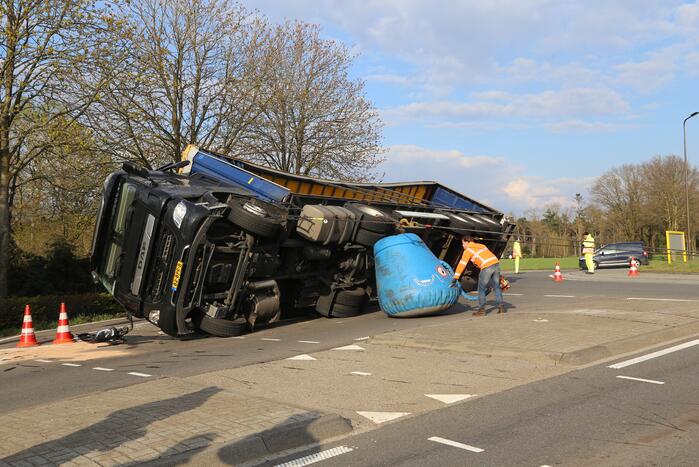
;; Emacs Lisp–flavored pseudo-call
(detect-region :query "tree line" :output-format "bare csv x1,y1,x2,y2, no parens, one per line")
513,155,699,258
0,0,384,298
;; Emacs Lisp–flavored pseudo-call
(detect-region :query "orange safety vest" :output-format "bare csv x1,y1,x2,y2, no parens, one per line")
454,241,499,278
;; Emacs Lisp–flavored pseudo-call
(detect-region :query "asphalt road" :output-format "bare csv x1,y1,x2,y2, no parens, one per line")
267,336,699,467
2,269,697,417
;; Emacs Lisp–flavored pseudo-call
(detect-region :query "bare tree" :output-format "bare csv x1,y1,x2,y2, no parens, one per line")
0,0,116,297
591,164,646,240
238,21,384,182
87,0,266,167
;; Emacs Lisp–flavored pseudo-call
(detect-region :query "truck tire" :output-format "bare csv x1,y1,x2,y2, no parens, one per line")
315,288,366,318
196,314,247,337
345,203,396,234
354,228,385,248
228,199,284,238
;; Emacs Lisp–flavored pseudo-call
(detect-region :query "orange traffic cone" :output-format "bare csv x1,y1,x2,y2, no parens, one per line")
552,262,564,282
628,257,639,277
52,302,74,344
16,305,40,347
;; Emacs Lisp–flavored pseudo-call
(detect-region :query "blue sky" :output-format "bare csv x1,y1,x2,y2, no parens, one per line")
248,0,699,214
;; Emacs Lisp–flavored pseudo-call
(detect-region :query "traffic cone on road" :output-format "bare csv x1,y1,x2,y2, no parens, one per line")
628,257,639,277
52,302,74,344
552,262,564,282
16,305,40,347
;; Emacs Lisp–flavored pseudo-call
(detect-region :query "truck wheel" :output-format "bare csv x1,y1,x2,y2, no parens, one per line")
196,314,247,337
335,287,367,307
227,199,284,238
354,228,385,248
345,203,396,234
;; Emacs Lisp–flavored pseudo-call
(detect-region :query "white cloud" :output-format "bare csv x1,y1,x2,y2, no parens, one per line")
385,144,503,169
500,176,595,211
383,88,630,126
544,120,639,133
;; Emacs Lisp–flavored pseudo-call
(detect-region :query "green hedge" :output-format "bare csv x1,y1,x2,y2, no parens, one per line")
0,293,124,332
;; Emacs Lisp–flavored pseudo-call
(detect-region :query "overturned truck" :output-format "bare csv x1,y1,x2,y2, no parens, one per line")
90,146,515,337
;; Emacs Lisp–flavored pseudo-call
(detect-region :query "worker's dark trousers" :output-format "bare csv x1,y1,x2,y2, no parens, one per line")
478,263,503,308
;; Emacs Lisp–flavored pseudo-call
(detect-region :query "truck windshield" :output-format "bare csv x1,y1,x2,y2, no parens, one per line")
98,180,137,293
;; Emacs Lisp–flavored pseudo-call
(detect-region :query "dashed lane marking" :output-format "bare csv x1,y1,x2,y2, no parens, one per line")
544,294,575,298
626,297,699,302
332,344,365,351
533,318,549,322
128,372,152,377
425,394,475,404
286,354,316,361
261,338,281,341
504,293,523,296
93,367,115,372
298,340,320,344
608,339,699,369
356,411,410,424
616,375,665,385
35,359,53,363
351,371,372,376
62,363,81,367
232,336,246,339
428,436,484,453
354,336,370,341
274,446,354,467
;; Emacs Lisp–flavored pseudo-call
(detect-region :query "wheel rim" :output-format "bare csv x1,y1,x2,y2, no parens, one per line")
243,202,267,217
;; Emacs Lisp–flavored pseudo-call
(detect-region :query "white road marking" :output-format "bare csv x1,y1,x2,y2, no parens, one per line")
544,294,575,298
332,344,365,351
608,339,699,369
286,354,316,361
428,436,484,453
128,372,152,377
232,336,246,339
616,375,665,385
297,340,320,344
626,297,699,302
35,359,53,363
533,318,549,322
504,293,523,296
356,411,410,424
93,367,114,372
351,371,372,376
354,336,370,341
261,338,281,341
61,363,81,367
425,394,475,404
274,446,354,467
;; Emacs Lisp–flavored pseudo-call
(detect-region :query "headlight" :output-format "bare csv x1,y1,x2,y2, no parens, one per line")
148,309,160,324
173,201,187,228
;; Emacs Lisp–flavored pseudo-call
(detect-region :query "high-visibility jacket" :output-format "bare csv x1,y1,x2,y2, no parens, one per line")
454,241,499,278
582,234,595,254
512,240,522,258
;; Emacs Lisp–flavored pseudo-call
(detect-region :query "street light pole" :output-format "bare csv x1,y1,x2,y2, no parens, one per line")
683,111,699,258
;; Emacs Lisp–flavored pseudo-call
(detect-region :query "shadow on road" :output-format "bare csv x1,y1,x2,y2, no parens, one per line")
1,387,221,465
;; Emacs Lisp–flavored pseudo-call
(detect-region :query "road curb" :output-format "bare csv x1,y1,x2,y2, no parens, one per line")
559,320,699,365
370,320,699,367
142,413,353,466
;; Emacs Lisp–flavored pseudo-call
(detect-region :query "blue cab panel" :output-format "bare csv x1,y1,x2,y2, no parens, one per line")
430,187,486,212
374,233,461,317
190,148,290,203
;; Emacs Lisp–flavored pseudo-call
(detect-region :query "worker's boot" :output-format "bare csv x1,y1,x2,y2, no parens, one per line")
472,308,486,316
497,304,507,314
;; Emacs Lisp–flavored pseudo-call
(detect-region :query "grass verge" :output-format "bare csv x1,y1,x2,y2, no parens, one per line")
499,256,579,272
642,258,699,273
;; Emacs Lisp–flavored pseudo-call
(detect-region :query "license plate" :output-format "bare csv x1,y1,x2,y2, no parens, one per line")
171,260,183,291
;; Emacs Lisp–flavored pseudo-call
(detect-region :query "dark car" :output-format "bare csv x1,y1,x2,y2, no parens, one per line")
579,242,649,270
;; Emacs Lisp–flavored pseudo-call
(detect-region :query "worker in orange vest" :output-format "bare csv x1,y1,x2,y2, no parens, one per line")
453,235,506,316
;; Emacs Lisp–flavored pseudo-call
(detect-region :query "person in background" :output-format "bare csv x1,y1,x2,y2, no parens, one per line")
512,237,522,273
582,231,596,274
453,235,506,316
